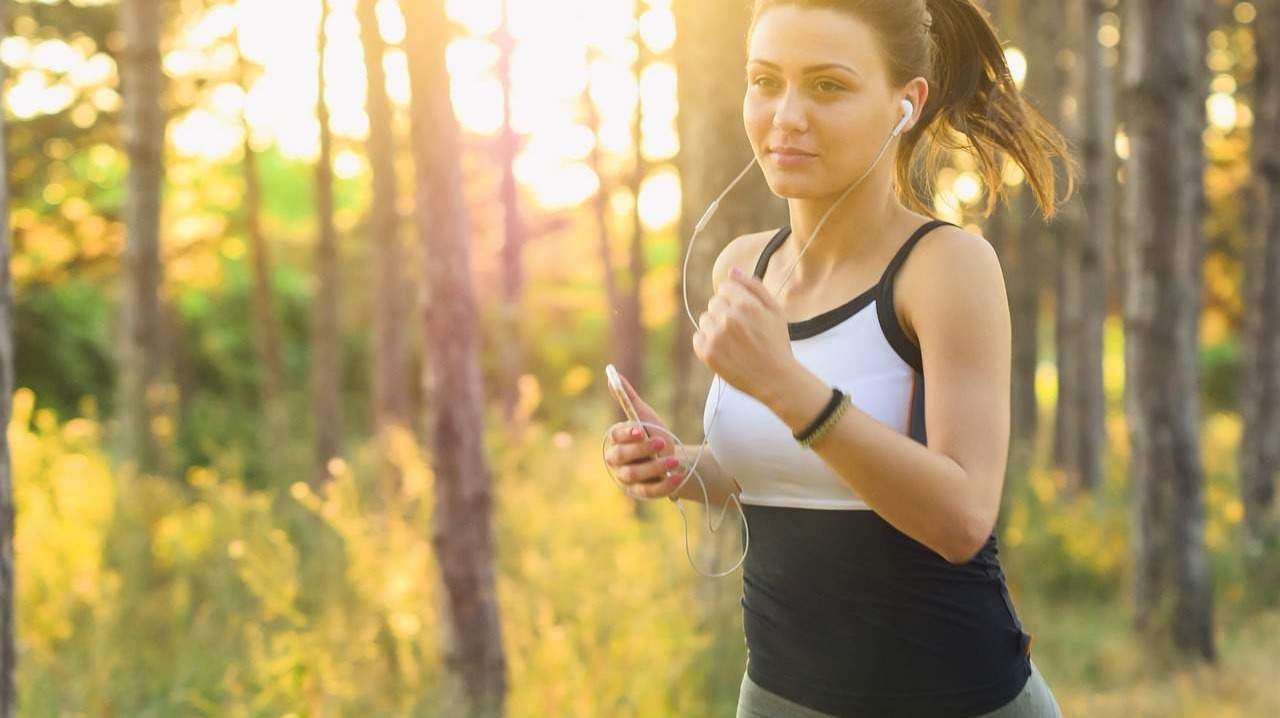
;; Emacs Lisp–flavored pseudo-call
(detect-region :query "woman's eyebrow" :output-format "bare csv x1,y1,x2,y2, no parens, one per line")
746,59,861,79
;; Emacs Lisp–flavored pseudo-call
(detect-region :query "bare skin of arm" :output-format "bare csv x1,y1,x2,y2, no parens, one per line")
605,232,766,505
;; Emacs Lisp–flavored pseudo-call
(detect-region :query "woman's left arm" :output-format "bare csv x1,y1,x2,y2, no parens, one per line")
761,230,1012,565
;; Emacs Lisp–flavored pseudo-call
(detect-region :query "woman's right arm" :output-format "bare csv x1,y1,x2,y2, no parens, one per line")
668,232,760,506
672,443,741,505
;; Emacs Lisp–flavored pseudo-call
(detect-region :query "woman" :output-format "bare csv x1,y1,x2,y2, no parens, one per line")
604,0,1074,715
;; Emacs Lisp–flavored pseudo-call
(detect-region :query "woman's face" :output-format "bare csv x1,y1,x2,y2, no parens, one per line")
744,6,908,199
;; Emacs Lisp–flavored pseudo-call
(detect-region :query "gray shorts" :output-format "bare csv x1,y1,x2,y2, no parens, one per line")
735,658,1064,718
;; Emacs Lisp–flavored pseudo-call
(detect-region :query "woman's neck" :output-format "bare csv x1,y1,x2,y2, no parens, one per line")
777,172,907,287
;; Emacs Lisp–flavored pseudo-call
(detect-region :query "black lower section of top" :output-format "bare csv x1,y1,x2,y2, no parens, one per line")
740,504,1032,717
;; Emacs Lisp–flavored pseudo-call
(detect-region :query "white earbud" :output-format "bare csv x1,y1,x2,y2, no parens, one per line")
893,98,915,137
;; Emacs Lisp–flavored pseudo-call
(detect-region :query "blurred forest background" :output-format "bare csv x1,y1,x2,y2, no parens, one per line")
0,0,1277,715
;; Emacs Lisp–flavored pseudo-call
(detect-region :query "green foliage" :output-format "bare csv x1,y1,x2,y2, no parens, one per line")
12,387,719,715
13,278,115,416
1200,336,1240,414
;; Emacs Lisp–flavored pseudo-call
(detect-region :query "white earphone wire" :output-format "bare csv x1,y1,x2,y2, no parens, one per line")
603,99,914,577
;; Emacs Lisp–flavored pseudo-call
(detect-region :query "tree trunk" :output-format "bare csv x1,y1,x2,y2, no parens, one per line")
672,0,786,710
312,0,343,487
118,0,167,475
1064,0,1114,495
1239,0,1280,606
0,6,17,711
621,1,650,404
1121,0,1215,666
402,1,507,715
495,0,527,422
582,42,628,425
582,42,652,522
989,0,1042,477
358,0,412,495
1053,0,1086,478
238,45,287,482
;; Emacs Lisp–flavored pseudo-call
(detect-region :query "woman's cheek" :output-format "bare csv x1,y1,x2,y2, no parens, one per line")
742,104,765,139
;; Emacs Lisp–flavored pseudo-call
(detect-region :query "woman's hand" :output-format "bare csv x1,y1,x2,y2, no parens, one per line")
692,266,797,402
603,371,685,500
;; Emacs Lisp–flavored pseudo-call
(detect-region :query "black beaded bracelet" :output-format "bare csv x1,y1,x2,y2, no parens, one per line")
793,387,845,444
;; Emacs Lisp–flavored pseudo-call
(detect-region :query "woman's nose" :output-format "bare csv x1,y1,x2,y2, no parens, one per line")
772,90,808,133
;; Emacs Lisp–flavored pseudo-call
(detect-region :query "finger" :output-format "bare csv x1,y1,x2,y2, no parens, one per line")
631,467,684,498
696,310,716,334
618,462,659,486
608,437,659,469
718,282,758,318
621,452,681,485
611,423,644,444
637,435,672,460
729,267,778,309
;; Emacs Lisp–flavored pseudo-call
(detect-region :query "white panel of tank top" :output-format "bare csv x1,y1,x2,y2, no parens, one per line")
702,299,916,510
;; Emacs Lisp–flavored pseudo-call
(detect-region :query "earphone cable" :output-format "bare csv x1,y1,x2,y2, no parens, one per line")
603,102,911,577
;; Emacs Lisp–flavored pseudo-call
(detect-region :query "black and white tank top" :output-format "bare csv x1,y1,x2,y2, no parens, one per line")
704,220,1034,717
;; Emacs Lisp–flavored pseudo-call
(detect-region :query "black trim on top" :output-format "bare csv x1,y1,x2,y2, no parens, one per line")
753,220,958,346
907,371,928,445
875,219,957,374
750,226,790,279
752,226,878,340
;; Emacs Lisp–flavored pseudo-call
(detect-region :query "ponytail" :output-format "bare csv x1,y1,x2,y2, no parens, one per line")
904,0,1076,219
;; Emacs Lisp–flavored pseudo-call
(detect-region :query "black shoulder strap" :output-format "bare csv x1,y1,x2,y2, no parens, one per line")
752,226,791,280
875,219,958,374
878,219,956,288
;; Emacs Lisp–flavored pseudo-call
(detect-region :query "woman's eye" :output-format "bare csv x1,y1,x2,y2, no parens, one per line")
748,76,843,93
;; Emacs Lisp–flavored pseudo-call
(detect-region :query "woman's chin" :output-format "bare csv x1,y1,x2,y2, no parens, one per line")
765,176,826,199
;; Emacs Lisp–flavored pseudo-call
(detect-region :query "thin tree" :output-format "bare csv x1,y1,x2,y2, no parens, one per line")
118,0,167,474
619,0,651,400
1121,0,1216,664
237,32,287,478
582,44,644,519
495,0,527,420
582,38,648,521
312,0,343,487
0,3,17,710
1052,0,1087,476
357,0,412,494
401,1,507,715
1059,0,1113,494
985,0,1043,482
1240,0,1280,605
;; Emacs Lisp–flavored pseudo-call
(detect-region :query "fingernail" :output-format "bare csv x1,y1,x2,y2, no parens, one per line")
631,427,642,438
665,457,680,469
652,438,666,451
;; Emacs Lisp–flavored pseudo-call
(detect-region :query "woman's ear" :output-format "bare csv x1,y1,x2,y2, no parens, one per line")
903,77,929,131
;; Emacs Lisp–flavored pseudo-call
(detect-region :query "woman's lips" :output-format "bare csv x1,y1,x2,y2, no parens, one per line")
769,150,817,167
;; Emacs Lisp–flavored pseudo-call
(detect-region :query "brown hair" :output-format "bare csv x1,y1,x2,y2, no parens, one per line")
747,0,1077,220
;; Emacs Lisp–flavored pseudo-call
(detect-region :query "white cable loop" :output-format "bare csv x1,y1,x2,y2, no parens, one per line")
602,113,902,577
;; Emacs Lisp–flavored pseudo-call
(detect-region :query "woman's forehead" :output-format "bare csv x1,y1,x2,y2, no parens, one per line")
748,6,883,77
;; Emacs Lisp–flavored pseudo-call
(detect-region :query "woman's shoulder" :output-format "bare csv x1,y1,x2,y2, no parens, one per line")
711,227,784,294
896,220,1005,344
